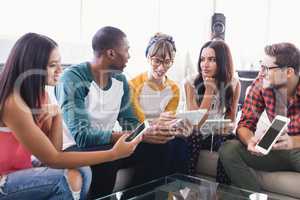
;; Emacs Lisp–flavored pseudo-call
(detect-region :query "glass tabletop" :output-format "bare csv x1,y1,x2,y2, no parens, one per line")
97,173,278,200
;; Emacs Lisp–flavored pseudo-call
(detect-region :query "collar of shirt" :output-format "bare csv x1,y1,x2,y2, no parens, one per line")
295,78,300,97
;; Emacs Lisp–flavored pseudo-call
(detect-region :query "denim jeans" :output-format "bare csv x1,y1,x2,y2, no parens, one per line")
0,166,91,200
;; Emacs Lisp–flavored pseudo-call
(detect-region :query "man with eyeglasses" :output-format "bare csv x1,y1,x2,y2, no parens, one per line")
219,42,300,192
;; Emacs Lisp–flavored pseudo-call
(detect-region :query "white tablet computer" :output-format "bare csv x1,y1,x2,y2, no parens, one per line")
255,115,290,155
176,109,207,125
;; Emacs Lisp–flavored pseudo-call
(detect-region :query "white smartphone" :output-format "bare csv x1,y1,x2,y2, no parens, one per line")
125,120,150,142
176,109,207,125
255,115,290,155
200,119,232,135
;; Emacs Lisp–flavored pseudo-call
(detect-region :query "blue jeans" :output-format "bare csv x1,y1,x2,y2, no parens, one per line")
0,167,91,200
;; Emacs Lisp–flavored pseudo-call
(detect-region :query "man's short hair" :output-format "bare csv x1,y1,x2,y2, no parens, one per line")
92,26,126,57
264,42,300,74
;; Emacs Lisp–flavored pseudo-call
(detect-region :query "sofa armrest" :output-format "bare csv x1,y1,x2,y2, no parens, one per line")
256,171,300,199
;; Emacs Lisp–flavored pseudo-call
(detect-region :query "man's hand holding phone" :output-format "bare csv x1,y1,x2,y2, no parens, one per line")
247,136,265,156
272,131,294,150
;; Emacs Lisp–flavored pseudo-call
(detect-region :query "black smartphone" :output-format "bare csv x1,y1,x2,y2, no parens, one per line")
125,120,150,142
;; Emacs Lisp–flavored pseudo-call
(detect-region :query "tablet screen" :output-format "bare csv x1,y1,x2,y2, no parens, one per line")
257,119,286,149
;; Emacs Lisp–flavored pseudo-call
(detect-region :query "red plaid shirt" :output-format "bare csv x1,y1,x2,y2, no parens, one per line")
238,78,300,136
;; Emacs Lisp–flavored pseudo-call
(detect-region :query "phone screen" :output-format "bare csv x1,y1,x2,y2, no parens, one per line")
257,119,287,149
125,122,145,142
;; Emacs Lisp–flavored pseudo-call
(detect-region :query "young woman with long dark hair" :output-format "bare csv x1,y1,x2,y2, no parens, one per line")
184,40,240,183
0,33,141,200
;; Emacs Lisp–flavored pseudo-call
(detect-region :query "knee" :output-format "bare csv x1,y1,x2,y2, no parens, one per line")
218,140,242,163
67,169,83,192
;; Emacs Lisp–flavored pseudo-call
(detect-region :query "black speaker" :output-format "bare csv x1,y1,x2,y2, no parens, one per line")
211,13,226,40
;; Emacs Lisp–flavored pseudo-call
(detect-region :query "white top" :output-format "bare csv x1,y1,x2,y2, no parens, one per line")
47,78,125,149
85,78,124,131
206,91,224,119
182,74,239,134
139,83,173,119
46,86,75,150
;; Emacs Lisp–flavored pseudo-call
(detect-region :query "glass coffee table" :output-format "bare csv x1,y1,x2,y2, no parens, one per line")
97,173,278,200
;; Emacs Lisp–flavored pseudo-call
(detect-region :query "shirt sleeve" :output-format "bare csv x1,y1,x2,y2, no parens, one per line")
237,78,266,134
165,83,180,113
116,74,140,130
129,76,146,123
55,70,112,148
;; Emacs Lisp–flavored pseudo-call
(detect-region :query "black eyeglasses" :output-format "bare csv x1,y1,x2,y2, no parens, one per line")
150,57,174,68
260,64,284,75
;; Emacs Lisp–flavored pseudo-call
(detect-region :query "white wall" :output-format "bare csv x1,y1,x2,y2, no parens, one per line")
1,0,300,81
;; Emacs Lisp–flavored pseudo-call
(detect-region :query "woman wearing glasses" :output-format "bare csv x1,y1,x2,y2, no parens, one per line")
130,33,179,123
184,40,240,184
129,33,192,174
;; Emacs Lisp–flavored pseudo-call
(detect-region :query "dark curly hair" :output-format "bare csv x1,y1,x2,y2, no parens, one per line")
264,42,300,74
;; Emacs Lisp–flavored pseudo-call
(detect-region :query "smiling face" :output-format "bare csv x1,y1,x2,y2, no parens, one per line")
200,47,218,78
148,54,173,81
146,33,176,83
46,48,62,86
